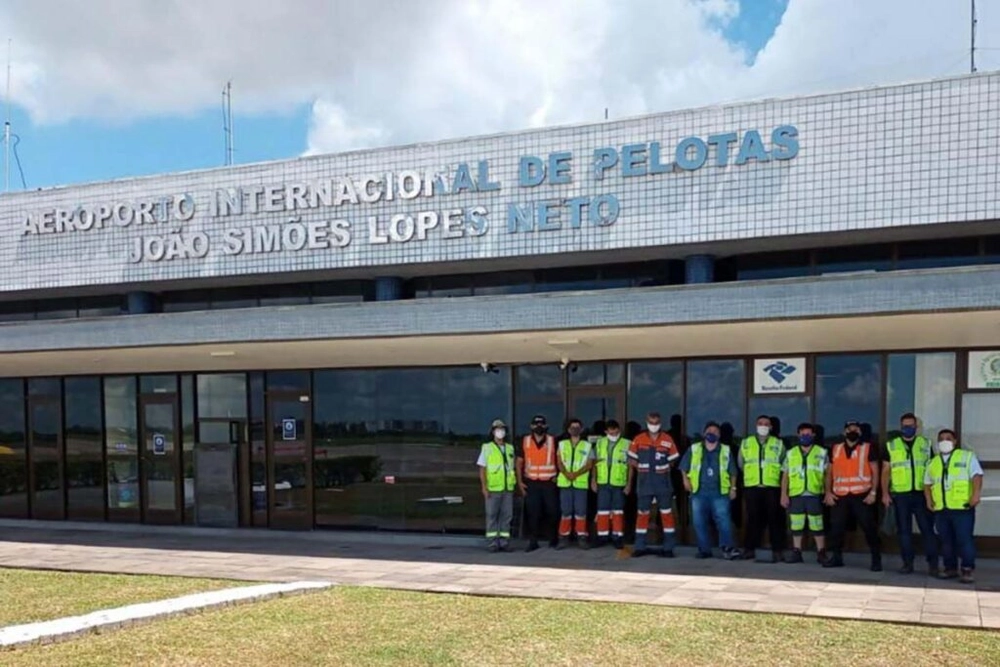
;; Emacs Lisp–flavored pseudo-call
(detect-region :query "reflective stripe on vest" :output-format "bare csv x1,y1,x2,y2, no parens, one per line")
557,439,593,489
887,436,931,494
484,442,516,492
595,437,630,487
522,435,557,481
786,445,827,496
927,450,974,511
688,442,731,495
740,436,783,487
831,442,873,496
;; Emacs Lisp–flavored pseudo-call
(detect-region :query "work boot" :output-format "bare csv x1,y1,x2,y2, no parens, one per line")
525,540,540,553
549,538,560,549
659,549,675,558
816,549,827,564
784,549,804,564
960,568,975,584
723,547,742,561
927,565,940,578
695,550,712,559
487,543,499,553
822,552,845,568
498,541,512,553
595,537,610,548
611,536,624,550
741,550,756,561
578,538,591,550
632,548,650,558
939,569,959,580
898,562,914,575
870,554,883,572
556,537,570,550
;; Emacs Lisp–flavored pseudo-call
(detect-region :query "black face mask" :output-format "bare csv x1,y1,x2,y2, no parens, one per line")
532,425,546,435
845,432,860,443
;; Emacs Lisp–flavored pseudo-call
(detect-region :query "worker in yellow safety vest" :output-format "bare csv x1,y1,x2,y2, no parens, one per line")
923,429,984,584
556,417,595,549
591,419,631,549
477,418,516,552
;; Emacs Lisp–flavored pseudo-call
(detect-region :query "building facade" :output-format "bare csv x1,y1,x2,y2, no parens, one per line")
1,72,999,548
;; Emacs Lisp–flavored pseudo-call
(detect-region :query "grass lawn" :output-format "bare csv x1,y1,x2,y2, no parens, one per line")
0,568,244,627
7,586,1000,667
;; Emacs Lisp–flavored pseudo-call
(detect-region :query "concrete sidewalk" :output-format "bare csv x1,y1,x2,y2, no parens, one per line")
0,521,997,630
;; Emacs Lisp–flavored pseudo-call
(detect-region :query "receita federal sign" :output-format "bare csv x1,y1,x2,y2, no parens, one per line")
16,126,799,264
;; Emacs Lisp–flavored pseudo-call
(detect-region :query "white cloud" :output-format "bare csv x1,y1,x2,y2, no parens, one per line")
1,0,997,155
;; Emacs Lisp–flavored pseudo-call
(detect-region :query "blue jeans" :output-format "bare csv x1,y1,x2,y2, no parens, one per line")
936,509,976,571
892,491,939,567
691,494,734,555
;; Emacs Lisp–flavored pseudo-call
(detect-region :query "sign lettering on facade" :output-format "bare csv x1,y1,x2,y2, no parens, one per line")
15,126,799,265
968,351,1000,389
753,358,807,394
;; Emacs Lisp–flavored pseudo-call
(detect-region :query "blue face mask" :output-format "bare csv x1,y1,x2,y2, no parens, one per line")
799,434,814,445
704,433,719,444
901,426,917,438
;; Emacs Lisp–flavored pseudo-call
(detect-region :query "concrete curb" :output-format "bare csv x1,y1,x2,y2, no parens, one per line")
0,580,334,650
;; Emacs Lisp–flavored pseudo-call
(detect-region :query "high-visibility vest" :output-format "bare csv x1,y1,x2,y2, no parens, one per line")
521,435,557,481
926,450,975,511
740,436,784,487
886,436,932,494
831,442,874,496
482,442,516,492
595,437,630,487
688,442,731,495
786,445,827,497
557,438,593,489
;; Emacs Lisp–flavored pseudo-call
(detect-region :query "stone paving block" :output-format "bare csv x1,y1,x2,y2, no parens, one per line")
808,606,865,619
753,602,811,615
861,610,923,623
919,613,983,628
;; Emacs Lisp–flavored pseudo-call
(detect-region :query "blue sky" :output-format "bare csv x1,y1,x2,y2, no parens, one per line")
4,1,790,191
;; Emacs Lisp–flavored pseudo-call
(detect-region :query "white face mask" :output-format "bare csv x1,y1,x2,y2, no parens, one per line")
494,429,506,440
607,433,620,442
937,440,955,455
756,425,770,438
647,423,661,434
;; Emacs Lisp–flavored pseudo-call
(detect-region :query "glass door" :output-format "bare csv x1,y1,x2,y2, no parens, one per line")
140,396,182,524
28,397,65,521
267,393,312,529
569,387,626,437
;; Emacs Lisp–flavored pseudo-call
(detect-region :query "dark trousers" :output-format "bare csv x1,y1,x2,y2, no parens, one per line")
892,491,939,567
830,494,881,555
936,509,976,571
743,486,786,552
524,479,559,544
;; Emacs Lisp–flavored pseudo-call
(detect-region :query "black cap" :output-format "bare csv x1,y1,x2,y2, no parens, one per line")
530,415,547,425
844,420,861,428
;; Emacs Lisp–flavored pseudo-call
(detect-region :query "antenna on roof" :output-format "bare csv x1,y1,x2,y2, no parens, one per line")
222,81,234,166
604,108,609,120
4,38,11,192
971,0,978,73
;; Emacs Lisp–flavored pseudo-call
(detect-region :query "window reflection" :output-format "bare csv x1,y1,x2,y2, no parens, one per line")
515,365,564,433
104,376,139,516
815,355,883,444
747,396,812,445
686,360,745,444
0,379,27,518
886,353,955,440
628,362,683,438
65,377,104,521
961,394,1000,463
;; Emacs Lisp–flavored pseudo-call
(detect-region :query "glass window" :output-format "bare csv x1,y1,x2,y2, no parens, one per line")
140,375,177,394
0,378,28,518
28,378,61,397
535,266,608,293
896,238,981,270
258,284,310,307
181,375,195,523
161,291,208,313
209,287,259,310
736,251,812,281
961,394,1000,462
815,355,883,445
473,271,533,296
748,396,812,444
34,299,78,319
568,363,625,386
104,376,139,517
514,365,564,435
248,372,266,526
686,360,746,445
984,235,1000,263
886,353,955,440
311,280,370,303
0,301,35,322
815,244,892,275
197,374,247,419
65,377,104,521
974,472,1000,536
266,371,310,394
78,295,124,318
628,362,683,440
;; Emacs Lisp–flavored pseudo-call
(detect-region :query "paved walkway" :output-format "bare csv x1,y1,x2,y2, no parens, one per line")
0,521,997,630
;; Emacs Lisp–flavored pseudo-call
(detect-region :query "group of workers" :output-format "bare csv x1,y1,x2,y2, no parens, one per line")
478,410,985,584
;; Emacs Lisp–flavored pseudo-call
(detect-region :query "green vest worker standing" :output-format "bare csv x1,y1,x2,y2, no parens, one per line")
881,412,939,575
591,419,631,549
780,423,828,564
478,419,516,553
923,429,984,584
556,417,596,549
738,414,788,562
680,421,739,560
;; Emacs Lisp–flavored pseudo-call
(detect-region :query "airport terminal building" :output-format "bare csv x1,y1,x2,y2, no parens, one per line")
0,72,998,551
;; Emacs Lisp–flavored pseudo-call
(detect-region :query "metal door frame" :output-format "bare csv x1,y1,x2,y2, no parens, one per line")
264,390,314,530
27,394,66,520
138,393,183,525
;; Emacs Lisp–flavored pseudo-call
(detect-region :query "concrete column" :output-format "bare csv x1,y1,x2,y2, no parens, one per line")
684,255,715,284
126,291,156,314
374,277,403,301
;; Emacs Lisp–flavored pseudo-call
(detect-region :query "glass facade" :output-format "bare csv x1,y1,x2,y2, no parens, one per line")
0,350,994,546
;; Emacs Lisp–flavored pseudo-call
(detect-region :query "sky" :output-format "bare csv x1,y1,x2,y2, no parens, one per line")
0,0,997,190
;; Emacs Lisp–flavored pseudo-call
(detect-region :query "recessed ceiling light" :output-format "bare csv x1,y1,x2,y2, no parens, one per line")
209,351,236,357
